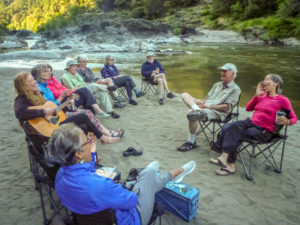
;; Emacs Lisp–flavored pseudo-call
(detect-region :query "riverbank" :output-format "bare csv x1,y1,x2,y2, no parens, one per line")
0,67,299,225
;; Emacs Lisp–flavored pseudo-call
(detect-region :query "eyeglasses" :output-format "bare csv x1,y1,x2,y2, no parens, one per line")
81,136,93,147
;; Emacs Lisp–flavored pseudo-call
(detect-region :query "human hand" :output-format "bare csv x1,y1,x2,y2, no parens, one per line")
44,108,56,116
87,132,97,153
62,89,71,98
72,87,78,91
256,82,265,96
276,116,290,125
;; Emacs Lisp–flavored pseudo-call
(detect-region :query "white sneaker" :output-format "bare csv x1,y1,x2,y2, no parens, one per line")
146,161,160,171
173,161,196,183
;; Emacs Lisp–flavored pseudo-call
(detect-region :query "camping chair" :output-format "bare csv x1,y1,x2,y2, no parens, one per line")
196,96,241,146
72,203,163,225
237,126,288,180
117,86,128,100
141,77,159,97
22,122,70,225
140,76,167,99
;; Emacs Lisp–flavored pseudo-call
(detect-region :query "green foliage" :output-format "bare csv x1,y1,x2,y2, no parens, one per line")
278,0,300,18
0,0,97,33
144,0,167,19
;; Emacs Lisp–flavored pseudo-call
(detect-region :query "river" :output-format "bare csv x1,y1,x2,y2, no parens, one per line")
1,42,300,116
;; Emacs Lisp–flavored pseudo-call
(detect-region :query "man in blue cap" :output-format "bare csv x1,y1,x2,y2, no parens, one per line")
178,63,241,152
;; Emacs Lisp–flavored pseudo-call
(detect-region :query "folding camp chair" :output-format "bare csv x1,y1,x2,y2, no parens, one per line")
72,203,163,225
22,122,70,225
196,96,241,146
237,126,288,180
141,77,159,97
117,86,128,100
140,76,168,100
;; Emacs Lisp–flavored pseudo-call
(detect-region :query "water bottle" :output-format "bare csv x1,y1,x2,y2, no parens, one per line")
273,110,286,133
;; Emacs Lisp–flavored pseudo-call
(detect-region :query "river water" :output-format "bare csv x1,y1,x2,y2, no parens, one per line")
119,43,300,117
1,42,300,116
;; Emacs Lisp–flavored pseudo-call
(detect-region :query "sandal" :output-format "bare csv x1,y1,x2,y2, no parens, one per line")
209,158,226,168
123,147,143,157
110,129,125,138
216,167,235,176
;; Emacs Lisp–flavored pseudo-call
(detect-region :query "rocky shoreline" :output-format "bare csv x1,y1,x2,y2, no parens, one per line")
1,18,300,55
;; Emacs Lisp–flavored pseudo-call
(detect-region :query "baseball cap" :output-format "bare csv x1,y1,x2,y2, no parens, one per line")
219,63,237,74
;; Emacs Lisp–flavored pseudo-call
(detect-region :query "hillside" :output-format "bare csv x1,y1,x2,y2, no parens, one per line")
0,0,299,42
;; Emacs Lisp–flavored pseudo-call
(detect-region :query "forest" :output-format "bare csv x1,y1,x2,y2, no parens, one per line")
0,0,299,40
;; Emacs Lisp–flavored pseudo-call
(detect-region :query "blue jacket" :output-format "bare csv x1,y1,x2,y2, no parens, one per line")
38,81,60,105
141,59,165,78
101,65,120,79
55,153,140,225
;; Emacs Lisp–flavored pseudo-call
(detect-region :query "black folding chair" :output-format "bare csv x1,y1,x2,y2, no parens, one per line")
237,126,288,180
22,122,70,225
117,86,128,100
141,77,159,97
196,96,241,146
72,203,163,225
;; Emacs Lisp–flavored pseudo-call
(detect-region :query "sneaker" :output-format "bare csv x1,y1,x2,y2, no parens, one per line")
177,141,196,152
146,161,160,171
167,92,175,98
114,102,125,108
187,110,207,121
159,98,164,105
95,112,110,118
173,161,196,183
129,100,138,105
136,92,145,98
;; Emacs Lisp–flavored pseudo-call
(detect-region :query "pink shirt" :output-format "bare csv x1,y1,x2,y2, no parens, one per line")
246,93,297,132
47,76,73,100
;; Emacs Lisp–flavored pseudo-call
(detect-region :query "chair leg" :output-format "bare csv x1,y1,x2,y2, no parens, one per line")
277,138,287,173
246,145,256,180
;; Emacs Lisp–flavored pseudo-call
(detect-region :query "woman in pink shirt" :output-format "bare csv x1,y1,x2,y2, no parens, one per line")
210,74,297,176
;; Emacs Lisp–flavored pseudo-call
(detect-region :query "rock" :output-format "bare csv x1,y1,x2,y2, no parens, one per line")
0,50,61,60
0,35,28,49
15,29,34,38
181,29,248,43
32,39,48,49
59,45,72,50
281,38,300,46
243,28,266,44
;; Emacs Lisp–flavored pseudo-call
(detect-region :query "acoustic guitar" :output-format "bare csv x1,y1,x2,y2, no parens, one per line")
28,94,78,137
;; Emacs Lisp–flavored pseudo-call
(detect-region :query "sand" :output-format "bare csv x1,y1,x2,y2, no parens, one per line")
0,67,299,225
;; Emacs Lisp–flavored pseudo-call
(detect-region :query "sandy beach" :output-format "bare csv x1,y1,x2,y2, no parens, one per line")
0,67,299,225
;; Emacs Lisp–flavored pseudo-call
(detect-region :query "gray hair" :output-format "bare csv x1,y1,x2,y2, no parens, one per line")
104,55,115,65
268,74,283,94
31,64,47,82
77,55,88,63
47,123,84,166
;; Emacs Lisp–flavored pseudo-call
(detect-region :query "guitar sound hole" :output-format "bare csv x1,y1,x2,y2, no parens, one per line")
50,116,59,125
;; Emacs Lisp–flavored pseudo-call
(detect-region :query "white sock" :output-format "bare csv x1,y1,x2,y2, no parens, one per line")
188,134,196,144
191,104,200,111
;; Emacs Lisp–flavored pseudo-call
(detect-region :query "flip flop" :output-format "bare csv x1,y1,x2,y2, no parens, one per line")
209,158,226,168
216,167,235,176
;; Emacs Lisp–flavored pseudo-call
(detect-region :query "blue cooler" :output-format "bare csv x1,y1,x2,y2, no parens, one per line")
155,181,199,222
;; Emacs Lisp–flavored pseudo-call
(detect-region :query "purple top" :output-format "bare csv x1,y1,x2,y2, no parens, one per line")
14,95,45,122
101,65,120,79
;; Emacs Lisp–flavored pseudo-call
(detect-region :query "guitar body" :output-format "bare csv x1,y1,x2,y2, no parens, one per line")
28,101,67,137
